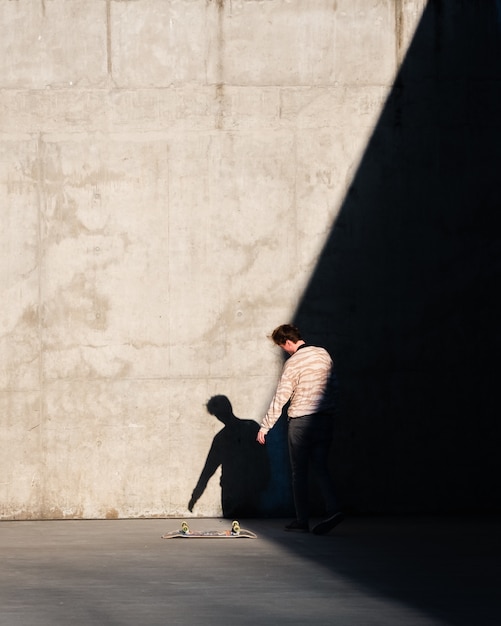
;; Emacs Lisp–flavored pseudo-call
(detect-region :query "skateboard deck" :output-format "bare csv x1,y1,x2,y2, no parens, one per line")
162,520,257,539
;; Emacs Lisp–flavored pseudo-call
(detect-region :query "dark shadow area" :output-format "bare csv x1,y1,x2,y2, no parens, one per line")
271,514,501,626
259,409,295,517
294,0,501,514
188,395,271,517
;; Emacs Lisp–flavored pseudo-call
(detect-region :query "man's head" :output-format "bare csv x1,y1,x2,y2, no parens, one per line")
270,324,304,355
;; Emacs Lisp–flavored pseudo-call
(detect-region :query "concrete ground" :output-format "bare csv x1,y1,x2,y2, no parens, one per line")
0,515,499,626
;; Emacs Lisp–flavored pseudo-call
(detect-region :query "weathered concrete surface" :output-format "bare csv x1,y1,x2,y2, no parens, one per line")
14,0,501,520
1,0,500,521
1,0,427,520
0,515,500,626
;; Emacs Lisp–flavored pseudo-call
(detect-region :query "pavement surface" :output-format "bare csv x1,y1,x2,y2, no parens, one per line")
1,515,499,626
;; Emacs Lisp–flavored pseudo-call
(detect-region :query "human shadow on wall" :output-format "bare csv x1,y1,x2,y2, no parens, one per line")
188,395,270,518
294,0,501,514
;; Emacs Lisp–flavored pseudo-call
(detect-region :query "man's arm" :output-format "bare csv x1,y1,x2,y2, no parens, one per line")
256,363,295,444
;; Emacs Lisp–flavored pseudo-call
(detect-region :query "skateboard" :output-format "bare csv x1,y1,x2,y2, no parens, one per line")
162,520,257,539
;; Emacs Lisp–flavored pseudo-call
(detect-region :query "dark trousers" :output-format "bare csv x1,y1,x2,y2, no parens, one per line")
287,413,338,524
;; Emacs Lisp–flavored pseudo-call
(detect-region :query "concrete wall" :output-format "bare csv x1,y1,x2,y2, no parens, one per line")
4,1,497,520
295,1,501,513
2,0,424,520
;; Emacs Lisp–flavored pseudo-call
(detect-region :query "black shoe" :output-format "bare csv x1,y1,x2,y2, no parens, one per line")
284,520,309,533
311,512,345,535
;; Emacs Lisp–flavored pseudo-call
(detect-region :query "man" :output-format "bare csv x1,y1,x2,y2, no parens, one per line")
257,324,344,534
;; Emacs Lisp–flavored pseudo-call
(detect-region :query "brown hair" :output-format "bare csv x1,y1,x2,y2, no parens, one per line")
271,324,303,346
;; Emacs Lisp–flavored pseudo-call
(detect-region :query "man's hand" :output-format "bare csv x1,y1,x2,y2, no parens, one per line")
256,430,267,445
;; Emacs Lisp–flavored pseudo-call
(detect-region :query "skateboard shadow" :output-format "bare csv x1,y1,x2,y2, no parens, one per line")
188,395,270,518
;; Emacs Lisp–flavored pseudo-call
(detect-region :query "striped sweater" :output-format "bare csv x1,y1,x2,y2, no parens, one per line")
260,345,336,434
